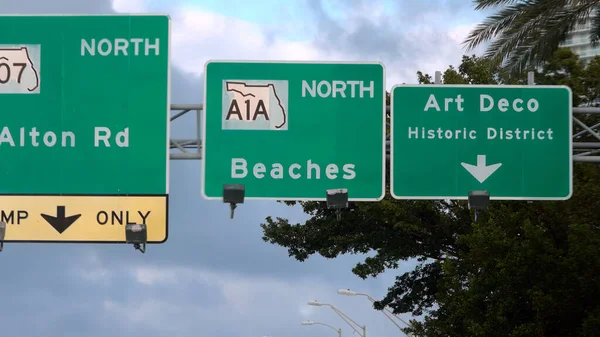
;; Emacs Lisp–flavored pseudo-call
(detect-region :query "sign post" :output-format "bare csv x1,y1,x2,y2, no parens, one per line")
202,60,386,201
0,14,170,242
390,85,572,200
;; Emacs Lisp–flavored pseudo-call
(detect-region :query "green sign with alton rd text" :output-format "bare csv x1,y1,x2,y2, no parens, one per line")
390,85,572,200
0,14,170,243
202,60,386,201
0,14,169,195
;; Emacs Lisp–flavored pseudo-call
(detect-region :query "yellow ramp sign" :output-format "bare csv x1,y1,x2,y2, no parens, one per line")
0,195,168,243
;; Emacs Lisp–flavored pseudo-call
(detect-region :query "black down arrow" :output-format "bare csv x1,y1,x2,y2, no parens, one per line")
41,206,81,234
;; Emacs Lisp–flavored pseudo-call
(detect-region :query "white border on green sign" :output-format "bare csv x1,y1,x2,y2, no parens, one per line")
389,84,573,201
1,13,172,195
201,60,387,202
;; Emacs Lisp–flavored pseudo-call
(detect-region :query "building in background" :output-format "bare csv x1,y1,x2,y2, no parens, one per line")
560,16,600,106
560,16,600,63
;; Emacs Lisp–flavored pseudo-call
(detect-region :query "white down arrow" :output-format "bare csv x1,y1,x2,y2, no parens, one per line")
460,155,502,183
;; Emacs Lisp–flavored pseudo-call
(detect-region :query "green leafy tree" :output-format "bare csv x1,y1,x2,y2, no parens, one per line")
535,48,587,106
403,163,600,337
583,56,600,104
261,50,600,336
419,55,529,86
464,0,600,74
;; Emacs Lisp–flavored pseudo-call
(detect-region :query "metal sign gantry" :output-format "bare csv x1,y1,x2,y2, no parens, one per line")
169,107,600,163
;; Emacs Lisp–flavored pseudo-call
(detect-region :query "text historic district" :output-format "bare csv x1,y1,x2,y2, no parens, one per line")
407,126,554,141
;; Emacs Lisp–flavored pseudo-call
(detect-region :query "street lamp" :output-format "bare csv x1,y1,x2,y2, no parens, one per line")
337,289,357,296
301,321,342,337
337,289,413,336
307,300,366,337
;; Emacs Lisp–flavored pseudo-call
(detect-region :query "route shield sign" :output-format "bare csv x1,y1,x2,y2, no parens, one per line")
202,60,386,201
390,85,572,200
0,14,170,242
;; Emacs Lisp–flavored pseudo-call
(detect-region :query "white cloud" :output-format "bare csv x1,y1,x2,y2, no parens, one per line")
111,0,148,13
110,0,486,89
167,5,347,76
69,248,419,337
448,24,475,45
299,303,317,318
70,249,113,284
98,264,344,335
129,264,330,304
336,0,388,29
94,263,416,337
103,298,204,334
133,265,180,285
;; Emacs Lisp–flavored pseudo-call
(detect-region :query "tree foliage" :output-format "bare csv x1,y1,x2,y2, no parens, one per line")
464,0,600,74
260,49,600,336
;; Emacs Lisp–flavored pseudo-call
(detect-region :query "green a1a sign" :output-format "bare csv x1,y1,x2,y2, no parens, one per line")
390,85,573,200
202,60,386,201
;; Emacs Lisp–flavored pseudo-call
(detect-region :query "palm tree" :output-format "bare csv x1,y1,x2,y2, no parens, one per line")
463,0,600,74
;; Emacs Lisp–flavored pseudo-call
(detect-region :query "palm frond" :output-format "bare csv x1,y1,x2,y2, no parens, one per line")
472,0,528,10
515,4,595,69
463,3,531,51
465,0,599,74
464,1,571,51
589,5,600,45
485,8,574,65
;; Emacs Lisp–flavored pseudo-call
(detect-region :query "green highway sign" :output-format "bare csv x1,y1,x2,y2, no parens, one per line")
390,85,572,200
0,14,170,243
202,60,386,201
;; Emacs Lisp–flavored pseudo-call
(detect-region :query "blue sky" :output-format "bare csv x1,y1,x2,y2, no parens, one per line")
0,1,489,336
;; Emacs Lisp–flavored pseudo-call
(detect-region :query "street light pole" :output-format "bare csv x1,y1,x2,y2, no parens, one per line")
337,289,413,336
307,300,367,337
302,321,342,337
